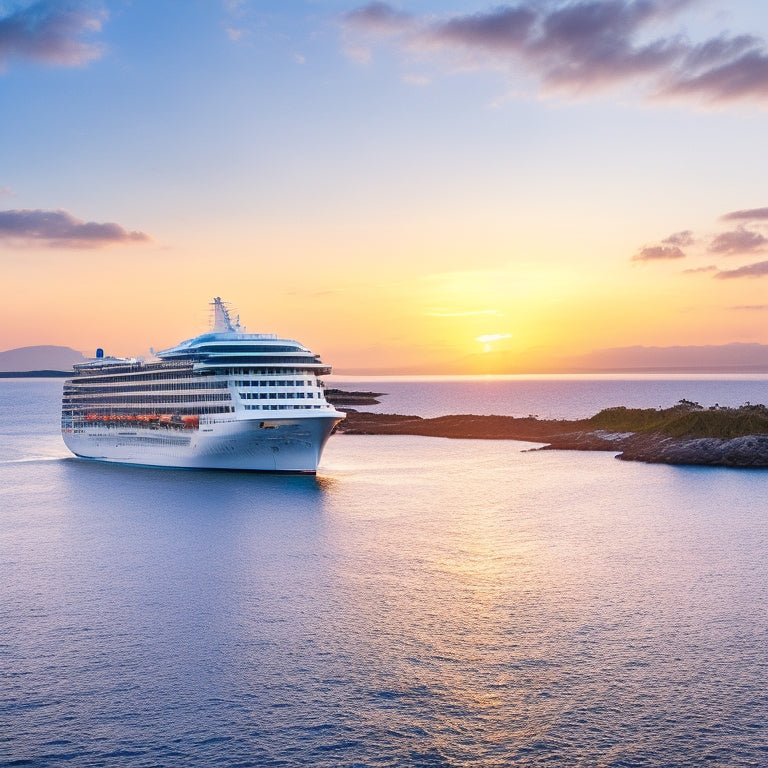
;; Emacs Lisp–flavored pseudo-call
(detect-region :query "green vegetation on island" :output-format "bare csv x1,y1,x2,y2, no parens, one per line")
586,400,768,439
335,396,768,468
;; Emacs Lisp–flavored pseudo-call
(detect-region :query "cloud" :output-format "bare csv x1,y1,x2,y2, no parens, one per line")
0,187,13,198
225,27,246,42
403,73,429,85
721,206,768,221
709,226,767,255
682,264,717,274
476,333,511,343
427,309,501,317
632,244,686,262
342,1,768,105
345,2,413,34
715,260,768,280
0,1,106,68
729,304,768,311
0,209,151,248
663,47,768,103
662,229,694,246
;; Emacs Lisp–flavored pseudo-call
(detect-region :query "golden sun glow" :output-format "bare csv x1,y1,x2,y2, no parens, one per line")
475,333,512,353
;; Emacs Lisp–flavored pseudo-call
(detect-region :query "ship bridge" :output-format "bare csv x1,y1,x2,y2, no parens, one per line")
156,298,332,374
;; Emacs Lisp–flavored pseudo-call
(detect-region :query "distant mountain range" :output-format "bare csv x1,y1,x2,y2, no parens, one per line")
335,343,768,375
554,343,768,373
5,342,768,375
0,345,86,373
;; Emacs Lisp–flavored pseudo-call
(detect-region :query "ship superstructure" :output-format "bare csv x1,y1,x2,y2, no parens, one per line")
61,298,345,472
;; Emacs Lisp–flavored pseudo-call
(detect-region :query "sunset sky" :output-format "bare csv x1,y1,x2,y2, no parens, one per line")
3,0,768,372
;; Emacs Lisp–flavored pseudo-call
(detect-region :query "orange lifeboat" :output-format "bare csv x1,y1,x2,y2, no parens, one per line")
181,415,199,428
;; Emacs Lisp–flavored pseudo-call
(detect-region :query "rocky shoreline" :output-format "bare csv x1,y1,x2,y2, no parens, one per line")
330,401,768,469
534,429,768,468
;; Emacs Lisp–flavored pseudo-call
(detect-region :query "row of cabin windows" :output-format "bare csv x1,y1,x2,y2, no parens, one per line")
235,379,314,387
243,404,325,410
66,381,229,395
211,356,323,367
63,405,234,418
240,392,318,400
224,368,322,377
75,370,196,384
63,393,232,405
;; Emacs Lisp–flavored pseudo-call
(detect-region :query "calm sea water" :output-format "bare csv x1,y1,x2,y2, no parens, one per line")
1,378,767,767
329,373,768,419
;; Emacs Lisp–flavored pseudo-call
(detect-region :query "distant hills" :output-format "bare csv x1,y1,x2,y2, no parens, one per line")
5,342,768,376
335,343,768,375
0,345,86,373
559,343,768,373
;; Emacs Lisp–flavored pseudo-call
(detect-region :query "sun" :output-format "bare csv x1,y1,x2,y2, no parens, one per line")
475,333,511,353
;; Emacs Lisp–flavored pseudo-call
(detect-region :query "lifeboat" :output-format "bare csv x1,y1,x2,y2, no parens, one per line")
158,414,172,423
181,415,199,428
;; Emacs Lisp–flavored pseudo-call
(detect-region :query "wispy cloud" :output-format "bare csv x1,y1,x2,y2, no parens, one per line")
0,1,106,69
346,2,413,34
709,226,767,255
427,309,501,317
729,304,768,310
403,72,430,85
0,187,13,198
662,230,694,247
343,1,768,105
721,206,768,221
0,209,151,248
225,27,247,42
632,244,686,262
636,208,768,270
715,260,768,280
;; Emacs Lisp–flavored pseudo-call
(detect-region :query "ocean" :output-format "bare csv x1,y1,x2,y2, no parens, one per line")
1,377,767,767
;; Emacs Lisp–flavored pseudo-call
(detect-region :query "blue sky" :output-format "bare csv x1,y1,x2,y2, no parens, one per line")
3,1,768,371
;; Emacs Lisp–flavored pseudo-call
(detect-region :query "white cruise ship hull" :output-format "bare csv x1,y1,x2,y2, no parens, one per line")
62,413,342,473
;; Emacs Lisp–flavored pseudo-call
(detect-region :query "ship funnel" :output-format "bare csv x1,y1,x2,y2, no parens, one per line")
96,348,104,359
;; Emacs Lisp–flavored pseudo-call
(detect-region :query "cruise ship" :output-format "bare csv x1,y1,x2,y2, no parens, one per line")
61,298,345,472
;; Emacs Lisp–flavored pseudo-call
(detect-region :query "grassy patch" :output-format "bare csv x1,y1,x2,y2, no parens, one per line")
587,401,768,439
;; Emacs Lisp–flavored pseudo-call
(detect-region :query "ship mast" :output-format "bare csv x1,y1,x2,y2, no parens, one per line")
211,297,241,333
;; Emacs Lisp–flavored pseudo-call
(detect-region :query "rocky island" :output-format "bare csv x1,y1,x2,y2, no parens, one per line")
326,393,768,468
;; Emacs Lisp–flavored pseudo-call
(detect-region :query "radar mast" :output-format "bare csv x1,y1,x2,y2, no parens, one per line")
211,297,243,333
